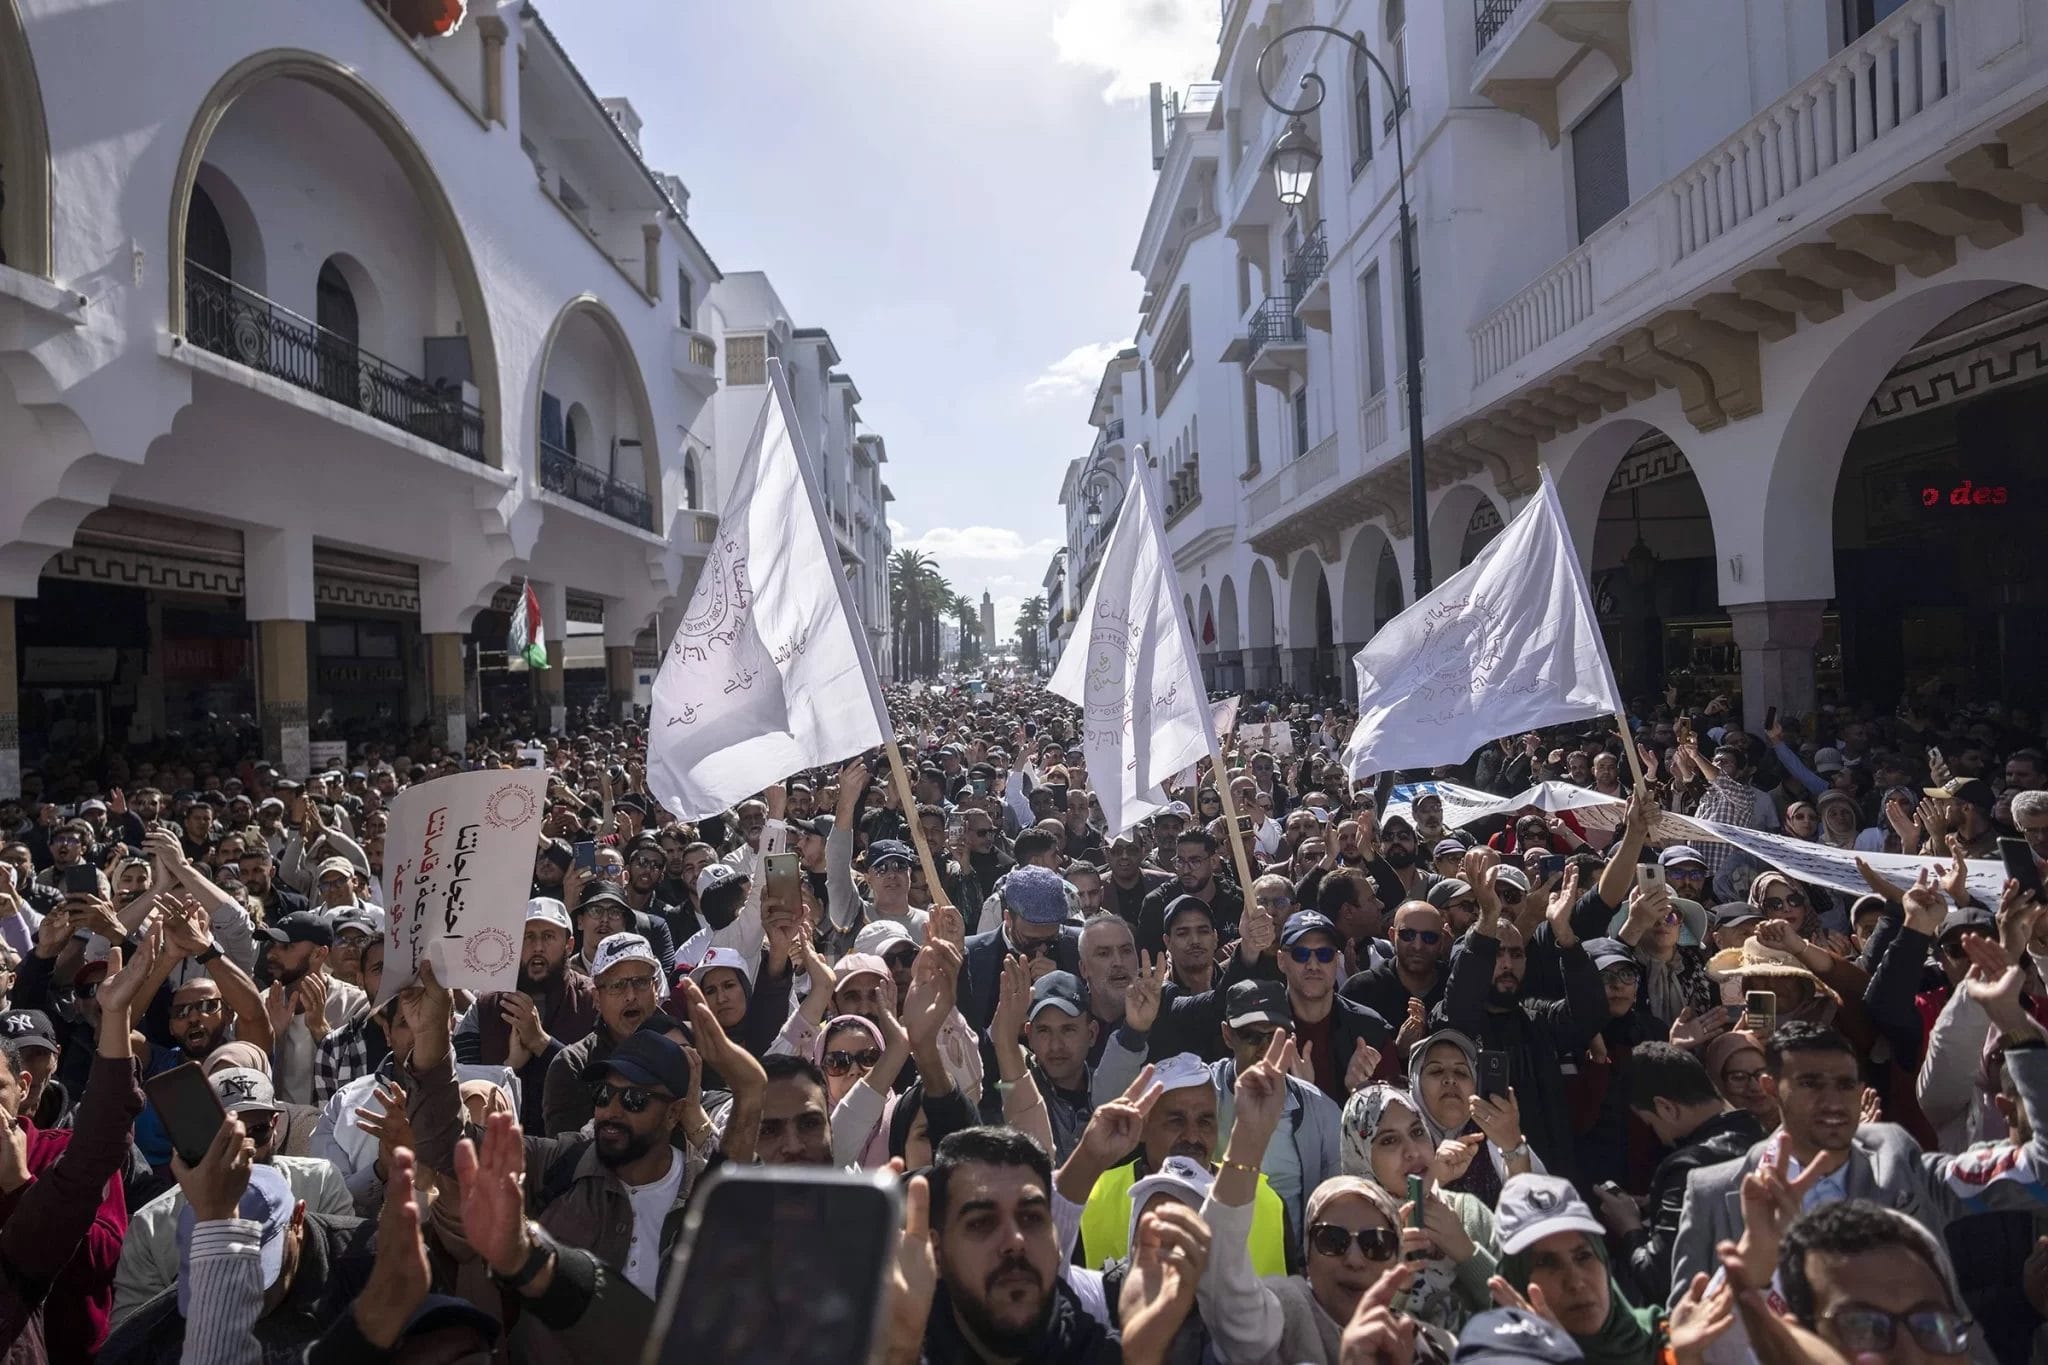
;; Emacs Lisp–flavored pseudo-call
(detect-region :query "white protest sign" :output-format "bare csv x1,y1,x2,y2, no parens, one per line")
377,768,548,1006
308,741,348,772
1236,721,1295,755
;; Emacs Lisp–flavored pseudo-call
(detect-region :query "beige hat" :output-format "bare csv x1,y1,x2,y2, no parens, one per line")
1706,936,1817,981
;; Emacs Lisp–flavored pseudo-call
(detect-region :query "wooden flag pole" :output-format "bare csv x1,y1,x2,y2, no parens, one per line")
1616,711,1647,790
882,737,954,912
1208,754,1260,905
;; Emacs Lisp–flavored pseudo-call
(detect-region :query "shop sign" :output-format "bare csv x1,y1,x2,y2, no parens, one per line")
1920,479,2010,507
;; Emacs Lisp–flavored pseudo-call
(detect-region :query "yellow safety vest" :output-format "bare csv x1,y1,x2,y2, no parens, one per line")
1079,1160,1289,1276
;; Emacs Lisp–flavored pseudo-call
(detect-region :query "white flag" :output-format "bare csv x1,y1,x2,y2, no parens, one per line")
1050,465,1212,835
1342,469,1621,779
648,362,887,818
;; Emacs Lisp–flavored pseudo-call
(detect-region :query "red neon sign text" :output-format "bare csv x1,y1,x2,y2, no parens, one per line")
1922,480,2009,508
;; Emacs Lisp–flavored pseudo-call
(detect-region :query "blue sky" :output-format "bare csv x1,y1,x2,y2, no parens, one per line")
542,0,1217,639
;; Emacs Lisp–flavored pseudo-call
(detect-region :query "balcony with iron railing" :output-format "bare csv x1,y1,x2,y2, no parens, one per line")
1474,0,1525,52
537,438,655,531
182,260,484,461
1287,221,1333,332
1246,295,1309,389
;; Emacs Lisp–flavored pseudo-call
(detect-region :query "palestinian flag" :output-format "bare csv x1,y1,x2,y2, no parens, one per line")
509,579,548,669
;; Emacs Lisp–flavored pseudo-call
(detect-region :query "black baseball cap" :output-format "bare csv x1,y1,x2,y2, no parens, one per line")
1224,980,1291,1030
0,1009,57,1054
256,912,334,947
599,1030,692,1096
1162,894,1216,930
577,887,634,919
1028,970,1087,1021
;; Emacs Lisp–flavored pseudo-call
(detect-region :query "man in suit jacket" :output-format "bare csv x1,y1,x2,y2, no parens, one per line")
959,865,1081,1103
1671,1013,2048,1307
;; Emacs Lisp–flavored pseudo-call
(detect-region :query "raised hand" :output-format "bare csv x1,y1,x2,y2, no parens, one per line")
1118,1202,1212,1364
1430,1131,1486,1185
1399,1190,1476,1263
1999,880,2046,964
1667,1272,1736,1365
880,1171,937,1365
31,907,73,961
1289,1041,1317,1086
95,919,164,1021
1487,1275,1561,1327
172,1113,255,1223
1936,843,1970,908
1468,1087,1524,1152
1072,1066,1164,1171
353,1078,415,1182
902,938,963,1051
991,953,1031,1051
1339,1266,1419,1365
1343,1038,1381,1094
455,1112,536,1278
1238,901,1276,961
679,976,766,1101
1545,863,1582,948
353,1148,432,1348
1899,867,1945,936
1124,950,1166,1034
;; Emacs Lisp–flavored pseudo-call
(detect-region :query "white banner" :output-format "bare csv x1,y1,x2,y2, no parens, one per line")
1236,720,1295,755
647,362,888,818
1342,470,1622,779
378,768,548,1006
1050,465,1213,835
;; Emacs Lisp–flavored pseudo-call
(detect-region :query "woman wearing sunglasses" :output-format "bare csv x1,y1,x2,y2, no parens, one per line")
1196,1036,1457,1364
1338,1084,1500,1332
807,1011,909,1169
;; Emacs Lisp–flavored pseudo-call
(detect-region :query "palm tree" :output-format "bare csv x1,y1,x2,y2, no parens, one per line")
889,550,934,679
1015,596,1047,675
948,592,979,668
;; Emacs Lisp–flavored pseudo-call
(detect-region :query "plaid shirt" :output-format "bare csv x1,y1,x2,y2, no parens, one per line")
1689,774,1760,879
312,1011,386,1105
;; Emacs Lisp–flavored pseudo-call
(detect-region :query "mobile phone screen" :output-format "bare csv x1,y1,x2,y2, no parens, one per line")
1636,863,1666,892
1477,1049,1510,1099
573,840,596,872
1745,990,1778,1037
1538,854,1568,879
142,1062,226,1168
62,864,101,896
651,1167,899,1364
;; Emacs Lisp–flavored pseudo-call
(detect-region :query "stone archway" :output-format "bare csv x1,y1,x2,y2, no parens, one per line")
1197,583,1217,688
0,0,50,278
1426,484,1503,581
1286,547,1336,697
1246,560,1278,692
1216,575,1243,693
1338,524,1400,703
166,50,503,467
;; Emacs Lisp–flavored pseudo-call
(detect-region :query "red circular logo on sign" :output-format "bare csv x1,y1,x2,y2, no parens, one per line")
484,782,537,831
462,926,517,976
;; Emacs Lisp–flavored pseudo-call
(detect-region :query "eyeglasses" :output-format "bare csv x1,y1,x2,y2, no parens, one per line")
1721,1067,1764,1088
595,973,659,998
240,1118,274,1145
1255,895,1293,910
172,999,223,1020
72,981,98,1001
1397,928,1444,946
1497,887,1525,906
1288,945,1338,964
589,1080,671,1114
1600,967,1641,986
628,855,664,869
1015,938,1059,959
882,948,919,968
1173,856,1210,869
821,1048,883,1076
1821,1307,1972,1355
1938,938,1975,960
1307,1223,1400,1261
1762,892,1807,911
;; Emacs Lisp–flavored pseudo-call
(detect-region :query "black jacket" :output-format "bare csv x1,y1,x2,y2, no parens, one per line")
1341,955,1446,1028
1616,1108,1766,1305
1438,931,1607,1182
959,925,1082,1087
922,1274,1117,1363
1134,879,1241,956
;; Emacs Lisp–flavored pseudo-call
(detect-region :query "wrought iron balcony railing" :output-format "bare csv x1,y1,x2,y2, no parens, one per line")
182,260,484,461
1105,417,1124,441
1249,295,1306,352
538,438,655,531
1284,220,1328,296
1474,0,1525,51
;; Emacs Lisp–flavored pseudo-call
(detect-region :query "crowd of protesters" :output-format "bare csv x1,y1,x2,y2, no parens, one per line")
0,679,2042,1362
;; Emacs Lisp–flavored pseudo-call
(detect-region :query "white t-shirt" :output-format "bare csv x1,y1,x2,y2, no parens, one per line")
621,1150,688,1298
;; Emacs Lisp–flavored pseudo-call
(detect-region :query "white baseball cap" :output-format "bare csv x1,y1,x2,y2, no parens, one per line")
525,897,573,931
589,933,667,997
687,944,753,987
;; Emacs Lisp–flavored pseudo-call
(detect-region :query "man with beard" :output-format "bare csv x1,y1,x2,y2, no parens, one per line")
1149,803,1190,871
1272,910,1392,1102
400,966,757,1302
1440,857,1604,1182
1065,1053,1290,1275
619,833,682,929
1364,812,1435,910
542,931,666,1137
1135,830,1237,956
915,1127,1120,1362
314,937,389,1103
1103,834,1171,931
259,911,365,1106
454,898,595,1132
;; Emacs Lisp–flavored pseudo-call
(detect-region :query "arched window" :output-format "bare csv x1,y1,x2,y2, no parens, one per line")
1384,0,1408,103
683,450,700,509
186,186,232,282
1350,35,1373,175
565,402,591,461
316,259,360,408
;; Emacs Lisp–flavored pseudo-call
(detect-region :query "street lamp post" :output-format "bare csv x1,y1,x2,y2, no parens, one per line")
1255,26,1433,597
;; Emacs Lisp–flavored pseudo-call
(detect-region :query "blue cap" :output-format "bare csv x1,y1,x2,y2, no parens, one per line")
178,1163,292,1316
1281,910,1339,946
868,839,916,871
1002,865,1070,925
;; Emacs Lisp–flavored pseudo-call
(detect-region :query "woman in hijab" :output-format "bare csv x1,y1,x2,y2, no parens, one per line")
1494,1173,1666,1365
1701,1028,1779,1131
1339,1084,1498,1331
811,1011,909,1168
1202,1173,1456,1364
1782,800,1821,843
1406,1030,1540,1208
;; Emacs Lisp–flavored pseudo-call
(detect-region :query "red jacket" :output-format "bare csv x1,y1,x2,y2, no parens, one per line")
0,1053,142,1365
12,1113,130,1357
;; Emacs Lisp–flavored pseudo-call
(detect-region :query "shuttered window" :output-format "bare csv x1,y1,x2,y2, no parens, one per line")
1572,89,1629,243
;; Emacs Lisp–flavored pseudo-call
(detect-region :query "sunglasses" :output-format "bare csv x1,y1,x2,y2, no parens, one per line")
241,1118,274,1145
589,1080,670,1114
821,1048,883,1076
1288,945,1338,964
1497,887,1525,906
1017,938,1059,959
1761,893,1807,911
1397,928,1443,946
172,999,223,1020
882,948,919,968
1822,1307,1972,1355
1307,1223,1400,1261
1255,895,1294,910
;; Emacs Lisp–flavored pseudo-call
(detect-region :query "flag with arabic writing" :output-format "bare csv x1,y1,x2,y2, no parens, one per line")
1050,464,1212,835
647,361,888,818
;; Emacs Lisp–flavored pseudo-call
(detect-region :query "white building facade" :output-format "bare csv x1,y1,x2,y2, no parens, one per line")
0,0,893,787
1065,0,2048,729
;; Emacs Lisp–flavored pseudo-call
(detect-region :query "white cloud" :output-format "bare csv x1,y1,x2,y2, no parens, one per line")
1023,338,1134,405
887,518,907,540
900,526,1061,562
1051,0,1219,103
